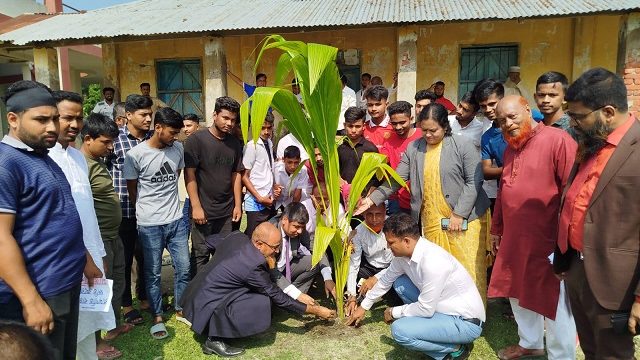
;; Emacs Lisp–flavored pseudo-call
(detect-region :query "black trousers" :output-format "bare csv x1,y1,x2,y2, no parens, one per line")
0,285,81,360
190,216,233,277
119,217,146,307
244,207,275,239
358,258,403,306
565,255,635,360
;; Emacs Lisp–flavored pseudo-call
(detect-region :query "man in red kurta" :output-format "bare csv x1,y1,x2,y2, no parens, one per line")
488,95,578,360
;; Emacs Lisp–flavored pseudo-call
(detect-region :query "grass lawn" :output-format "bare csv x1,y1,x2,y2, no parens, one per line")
111,215,636,359
111,287,550,360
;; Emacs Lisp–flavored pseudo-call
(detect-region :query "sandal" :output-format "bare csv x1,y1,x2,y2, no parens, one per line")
497,345,545,360
96,346,122,360
123,309,144,325
150,322,169,340
175,312,192,327
104,323,135,341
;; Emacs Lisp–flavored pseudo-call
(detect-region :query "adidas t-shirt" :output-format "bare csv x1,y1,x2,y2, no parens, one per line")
123,141,184,226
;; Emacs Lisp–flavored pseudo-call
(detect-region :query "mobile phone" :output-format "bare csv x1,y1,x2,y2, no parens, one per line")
610,313,640,334
441,218,468,231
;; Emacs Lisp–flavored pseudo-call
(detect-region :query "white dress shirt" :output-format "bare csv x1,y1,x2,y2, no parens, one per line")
273,161,309,210
339,86,358,130
448,115,492,150
242,137,274,198
361,237,485,321
347,223,394,295
49,143,116,339
276,133,309,162
92,100,115,120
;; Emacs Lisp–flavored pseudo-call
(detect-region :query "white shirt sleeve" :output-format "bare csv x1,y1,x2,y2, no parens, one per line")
347,232,363,296
360,258,404,310
320,266,333,281
242,142,257,170
283,284,302,300
390,260,450,319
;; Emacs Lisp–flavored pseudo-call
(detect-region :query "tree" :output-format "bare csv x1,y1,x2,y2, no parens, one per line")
82,83,102,117
241,35,406,318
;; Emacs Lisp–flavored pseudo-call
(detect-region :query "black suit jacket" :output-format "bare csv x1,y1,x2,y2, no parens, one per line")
180,231,306,337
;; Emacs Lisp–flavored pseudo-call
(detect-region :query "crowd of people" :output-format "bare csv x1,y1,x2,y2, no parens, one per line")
0,64,638,360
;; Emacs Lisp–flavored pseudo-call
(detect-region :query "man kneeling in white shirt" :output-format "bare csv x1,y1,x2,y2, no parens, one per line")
347,213,485,360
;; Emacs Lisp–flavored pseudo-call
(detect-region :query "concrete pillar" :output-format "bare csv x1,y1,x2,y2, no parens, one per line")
397,26,418,104
571,17,596,81
33,47,60,90
20,63,33,81
102,43,120,101
619,12,640,113
203,36,227,126
57,47,73,90
70,68,82,93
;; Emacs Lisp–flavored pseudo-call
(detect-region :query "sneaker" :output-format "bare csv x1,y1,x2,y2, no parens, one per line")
444,343,473,360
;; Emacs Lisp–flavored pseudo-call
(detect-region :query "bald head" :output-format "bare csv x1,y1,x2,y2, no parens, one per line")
496,95,528,113
496,95,536,149
252,222,280,243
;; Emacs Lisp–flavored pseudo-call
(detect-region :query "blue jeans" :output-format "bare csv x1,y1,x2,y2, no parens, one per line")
391,275,483,360
138,219,190,316
181,198,191,236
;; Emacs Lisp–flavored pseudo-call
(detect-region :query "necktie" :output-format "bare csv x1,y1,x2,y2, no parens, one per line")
264,140,273,168
284,237,292,282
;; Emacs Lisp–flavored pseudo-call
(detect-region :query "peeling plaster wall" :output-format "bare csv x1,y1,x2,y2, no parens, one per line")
416,15,620,104
116,38,206,98
110,15,621,114
223,28,397,102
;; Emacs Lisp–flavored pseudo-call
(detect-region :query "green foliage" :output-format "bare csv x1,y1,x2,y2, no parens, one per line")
241,35,406,318
82,83,102,117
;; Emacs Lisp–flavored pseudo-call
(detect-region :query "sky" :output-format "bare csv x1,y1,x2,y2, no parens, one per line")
36,0,136,12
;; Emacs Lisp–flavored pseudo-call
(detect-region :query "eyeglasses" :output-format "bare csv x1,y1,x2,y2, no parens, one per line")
566,106,608,123
260,240,281,251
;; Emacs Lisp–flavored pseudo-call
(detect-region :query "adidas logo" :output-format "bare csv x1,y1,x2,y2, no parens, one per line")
151,161,176,183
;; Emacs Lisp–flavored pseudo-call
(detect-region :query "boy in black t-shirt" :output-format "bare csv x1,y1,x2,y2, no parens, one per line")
184,97,244,276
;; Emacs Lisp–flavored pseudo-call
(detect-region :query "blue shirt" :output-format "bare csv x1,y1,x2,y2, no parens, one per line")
0,137,85,302
243,83,256,97
243,83,273,114
481,125,507,167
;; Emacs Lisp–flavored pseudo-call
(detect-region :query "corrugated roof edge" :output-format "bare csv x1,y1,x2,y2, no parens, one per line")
0,1,639,46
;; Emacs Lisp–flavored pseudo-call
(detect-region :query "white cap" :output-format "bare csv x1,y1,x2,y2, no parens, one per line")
508,66,521,73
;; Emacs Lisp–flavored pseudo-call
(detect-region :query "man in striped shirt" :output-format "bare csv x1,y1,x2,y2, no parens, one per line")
107,94,153,324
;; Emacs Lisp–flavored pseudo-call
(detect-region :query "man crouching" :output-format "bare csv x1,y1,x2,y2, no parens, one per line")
346,213,484,360
180,222,335,357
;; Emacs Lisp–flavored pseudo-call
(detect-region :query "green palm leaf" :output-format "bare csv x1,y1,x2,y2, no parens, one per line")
240,35,406,319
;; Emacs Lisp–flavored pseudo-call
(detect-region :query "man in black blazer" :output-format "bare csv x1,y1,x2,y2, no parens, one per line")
555,68,640,359
180,223,335,357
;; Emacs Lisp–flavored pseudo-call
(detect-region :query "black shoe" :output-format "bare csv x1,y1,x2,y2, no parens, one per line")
202,338,245,357
444,343,473,360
